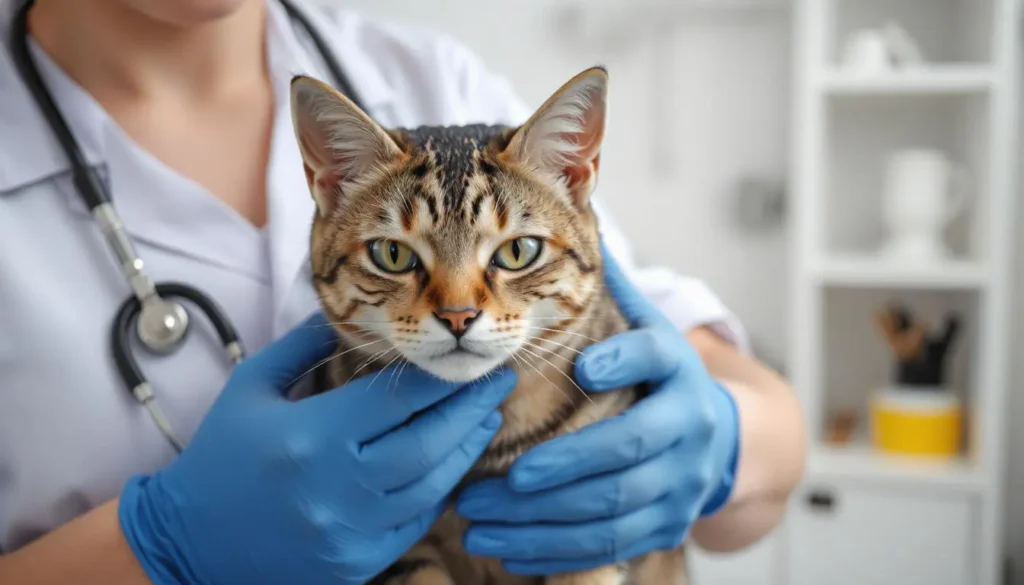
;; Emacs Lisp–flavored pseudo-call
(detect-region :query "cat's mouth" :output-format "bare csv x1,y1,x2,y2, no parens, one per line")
415,343,507,383
441,346,488,359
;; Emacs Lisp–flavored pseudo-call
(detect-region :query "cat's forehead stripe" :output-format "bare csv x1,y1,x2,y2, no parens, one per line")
396,124,511,219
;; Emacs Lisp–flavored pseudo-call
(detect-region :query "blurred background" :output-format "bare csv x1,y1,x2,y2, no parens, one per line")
319,1,1020,583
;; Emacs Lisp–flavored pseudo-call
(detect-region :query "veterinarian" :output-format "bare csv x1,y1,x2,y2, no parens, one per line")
0,0,807,583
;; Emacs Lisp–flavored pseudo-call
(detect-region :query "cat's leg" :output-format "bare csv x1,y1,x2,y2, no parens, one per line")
367,541,455,585
544,565,627,585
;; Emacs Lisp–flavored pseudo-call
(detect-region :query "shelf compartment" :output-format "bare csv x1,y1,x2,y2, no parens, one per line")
812,254,990,289
820,67,994,95
821,93,991,264
816,287,981,476
827,0,994,66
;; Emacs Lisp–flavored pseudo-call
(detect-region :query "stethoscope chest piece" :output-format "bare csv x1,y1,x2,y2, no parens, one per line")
137,298,190,353
10,0,361,454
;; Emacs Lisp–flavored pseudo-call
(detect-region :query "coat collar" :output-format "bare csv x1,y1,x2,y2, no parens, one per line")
0,0,398,335
263,0,402,334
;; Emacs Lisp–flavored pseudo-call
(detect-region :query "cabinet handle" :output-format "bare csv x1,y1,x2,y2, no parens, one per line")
805,489,836,512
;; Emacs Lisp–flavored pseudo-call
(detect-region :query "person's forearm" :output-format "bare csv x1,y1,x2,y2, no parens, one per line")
0,498,152,585
686,326,808,553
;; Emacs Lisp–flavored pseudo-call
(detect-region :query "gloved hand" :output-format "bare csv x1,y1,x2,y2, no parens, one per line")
456,243,740,575
118,311,516,585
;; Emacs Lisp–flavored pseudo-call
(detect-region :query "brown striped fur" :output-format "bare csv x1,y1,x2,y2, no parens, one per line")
290,67,688,585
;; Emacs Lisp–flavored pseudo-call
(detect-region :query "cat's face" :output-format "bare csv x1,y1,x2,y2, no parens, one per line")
291,68,608,383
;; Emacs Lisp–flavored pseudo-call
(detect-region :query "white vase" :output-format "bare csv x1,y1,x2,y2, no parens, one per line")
878,148,970,263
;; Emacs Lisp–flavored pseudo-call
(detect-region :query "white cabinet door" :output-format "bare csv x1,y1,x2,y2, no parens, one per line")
688,531,779,585
788,482,975,585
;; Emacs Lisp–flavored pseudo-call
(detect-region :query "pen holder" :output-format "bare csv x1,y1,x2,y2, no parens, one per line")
869,385,962,458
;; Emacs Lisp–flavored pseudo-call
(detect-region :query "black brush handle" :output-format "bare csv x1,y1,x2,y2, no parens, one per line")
938,314,961,353
890,303,914,332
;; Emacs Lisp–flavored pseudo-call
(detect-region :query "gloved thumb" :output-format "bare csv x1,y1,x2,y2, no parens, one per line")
599,241,666,329
235,310,340,396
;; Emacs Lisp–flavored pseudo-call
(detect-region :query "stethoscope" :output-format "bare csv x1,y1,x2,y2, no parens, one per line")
8,0,365,453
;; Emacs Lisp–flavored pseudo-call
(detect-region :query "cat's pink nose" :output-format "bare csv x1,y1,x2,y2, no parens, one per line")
434,308,481,339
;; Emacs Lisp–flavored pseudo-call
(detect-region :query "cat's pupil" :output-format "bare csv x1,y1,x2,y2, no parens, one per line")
388,242,400,263
510,240,521,260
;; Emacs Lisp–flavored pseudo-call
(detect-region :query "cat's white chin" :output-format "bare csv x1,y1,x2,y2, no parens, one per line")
415,350,506,383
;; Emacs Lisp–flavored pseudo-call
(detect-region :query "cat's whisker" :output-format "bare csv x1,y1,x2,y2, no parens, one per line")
388,359,411,396
526,336,584,356
507,351,528,376
512,349,578,406
531,327,601,344
472,334,524,344
290,337,389,386
527,317,604,325
522,340,574,364
365,351,405,394
301,320,395,330
516,346,594,406
529,316,605,321
386,358,404,395
343,347,397,390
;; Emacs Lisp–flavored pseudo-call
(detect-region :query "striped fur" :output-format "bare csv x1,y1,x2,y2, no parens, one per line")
291,67,689,585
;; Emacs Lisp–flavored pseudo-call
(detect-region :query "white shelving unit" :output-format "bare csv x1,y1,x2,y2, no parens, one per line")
786,1,1018,585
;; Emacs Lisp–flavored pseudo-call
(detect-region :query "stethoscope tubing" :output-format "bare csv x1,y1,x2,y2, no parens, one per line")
111,284,247,393
8,0,362,453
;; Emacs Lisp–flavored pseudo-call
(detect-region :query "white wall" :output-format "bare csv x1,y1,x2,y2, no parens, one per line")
333,0,793,369
323,0,1023,578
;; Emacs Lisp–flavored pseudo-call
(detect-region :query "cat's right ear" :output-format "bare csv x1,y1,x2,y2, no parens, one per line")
290,75,405,217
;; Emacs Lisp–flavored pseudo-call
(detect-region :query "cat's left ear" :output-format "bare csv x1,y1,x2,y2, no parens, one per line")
502,66,608,208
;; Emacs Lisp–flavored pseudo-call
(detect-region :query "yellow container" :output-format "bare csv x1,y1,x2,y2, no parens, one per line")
869,386,962,458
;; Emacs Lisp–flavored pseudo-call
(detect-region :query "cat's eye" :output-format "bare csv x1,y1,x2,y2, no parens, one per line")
368,239,419,273
491,237,543,271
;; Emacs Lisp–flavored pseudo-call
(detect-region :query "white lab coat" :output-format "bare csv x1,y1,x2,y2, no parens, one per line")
0,0,747,552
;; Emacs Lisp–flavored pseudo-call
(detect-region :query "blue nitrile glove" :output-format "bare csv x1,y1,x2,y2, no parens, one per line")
457,243,740,575
118,311,516,585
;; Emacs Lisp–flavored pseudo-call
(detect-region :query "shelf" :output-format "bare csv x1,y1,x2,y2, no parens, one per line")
828,0,994,65
820,67,995,95
810,442,984,493
812,255,990,289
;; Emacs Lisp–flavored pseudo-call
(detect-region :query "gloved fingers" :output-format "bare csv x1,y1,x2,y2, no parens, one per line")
598,241,669,330
236,310,340,395
374,412,502,528
463,498,673,561
507,389,689,492
500,526,686,576
310,365,462,440
575,328,681,391
383,499,448,561
456,446,677,524
358,371,516,491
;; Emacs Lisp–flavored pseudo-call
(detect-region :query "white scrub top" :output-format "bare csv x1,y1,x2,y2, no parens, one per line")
0,0,747,553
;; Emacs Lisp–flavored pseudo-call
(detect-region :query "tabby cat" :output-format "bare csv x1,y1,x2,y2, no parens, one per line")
289,66,688,585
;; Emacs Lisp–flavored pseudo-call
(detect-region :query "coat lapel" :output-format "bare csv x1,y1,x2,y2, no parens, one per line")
262,0,400,337
0,28,266,278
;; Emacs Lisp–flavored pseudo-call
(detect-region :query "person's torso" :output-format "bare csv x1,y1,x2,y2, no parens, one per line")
0,0,518,551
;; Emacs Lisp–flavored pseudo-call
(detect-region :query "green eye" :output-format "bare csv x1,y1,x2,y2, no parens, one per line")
368,240,419,273
491,237,543,271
